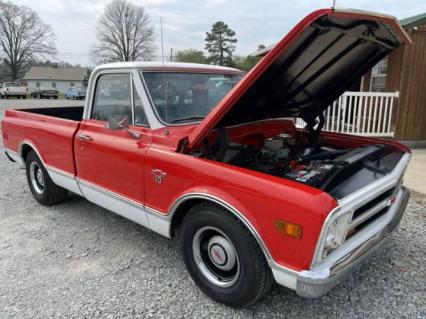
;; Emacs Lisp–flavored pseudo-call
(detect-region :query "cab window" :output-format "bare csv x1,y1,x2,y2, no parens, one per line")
133,82,148,126
91,73,133,123
142,72,241,124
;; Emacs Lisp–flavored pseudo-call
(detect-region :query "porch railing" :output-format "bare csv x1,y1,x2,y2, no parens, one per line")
296,91,399,137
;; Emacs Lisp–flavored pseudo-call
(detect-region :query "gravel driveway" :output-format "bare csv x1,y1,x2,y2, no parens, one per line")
0,100,425,318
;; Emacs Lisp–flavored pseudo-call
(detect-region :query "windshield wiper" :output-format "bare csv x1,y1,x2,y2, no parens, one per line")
170,115,205,123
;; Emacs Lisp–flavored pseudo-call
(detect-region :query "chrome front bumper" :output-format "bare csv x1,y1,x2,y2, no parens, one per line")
271,186,410,298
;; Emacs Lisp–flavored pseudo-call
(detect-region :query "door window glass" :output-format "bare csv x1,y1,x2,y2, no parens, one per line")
133,82,148,126
92,73,132,123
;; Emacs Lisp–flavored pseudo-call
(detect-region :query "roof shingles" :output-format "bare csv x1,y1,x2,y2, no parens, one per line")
23,67,88,81
400,12,426,29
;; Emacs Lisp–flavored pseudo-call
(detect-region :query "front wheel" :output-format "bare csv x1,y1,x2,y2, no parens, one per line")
180,203,273,307
25,151,68,206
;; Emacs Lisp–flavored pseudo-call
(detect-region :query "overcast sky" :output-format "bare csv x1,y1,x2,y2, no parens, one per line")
10,0,426,66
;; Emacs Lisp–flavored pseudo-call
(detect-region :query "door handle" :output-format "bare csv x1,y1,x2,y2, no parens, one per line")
78,134,93,141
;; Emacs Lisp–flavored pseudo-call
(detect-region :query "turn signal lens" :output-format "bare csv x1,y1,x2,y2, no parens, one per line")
274,220,302,239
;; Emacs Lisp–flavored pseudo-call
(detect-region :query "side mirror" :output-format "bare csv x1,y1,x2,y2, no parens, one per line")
106,116,141,140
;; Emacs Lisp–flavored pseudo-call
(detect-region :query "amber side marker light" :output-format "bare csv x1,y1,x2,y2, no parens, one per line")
274,220,302,239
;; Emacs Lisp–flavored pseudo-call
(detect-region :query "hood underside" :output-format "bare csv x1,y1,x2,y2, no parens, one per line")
187,8,411,149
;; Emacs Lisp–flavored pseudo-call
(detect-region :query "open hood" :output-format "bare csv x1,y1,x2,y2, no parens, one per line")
186,8,411,149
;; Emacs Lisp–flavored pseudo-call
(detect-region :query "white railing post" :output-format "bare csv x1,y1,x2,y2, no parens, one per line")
387,92,398,133
294,91,398,138
356,95,362,134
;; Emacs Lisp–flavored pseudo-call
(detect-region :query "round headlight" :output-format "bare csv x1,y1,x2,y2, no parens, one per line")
325,220,337,248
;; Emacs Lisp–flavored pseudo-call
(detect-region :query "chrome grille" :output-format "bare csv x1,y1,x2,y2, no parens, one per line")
346,180,402,239
311,153,410,266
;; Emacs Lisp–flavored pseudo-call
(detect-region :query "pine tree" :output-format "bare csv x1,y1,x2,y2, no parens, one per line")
205,21,237,66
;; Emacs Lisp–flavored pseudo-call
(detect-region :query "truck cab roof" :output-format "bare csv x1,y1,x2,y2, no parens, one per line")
94,62,244,75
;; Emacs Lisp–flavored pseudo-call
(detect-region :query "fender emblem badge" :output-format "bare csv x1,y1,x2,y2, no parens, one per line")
151,169,167,184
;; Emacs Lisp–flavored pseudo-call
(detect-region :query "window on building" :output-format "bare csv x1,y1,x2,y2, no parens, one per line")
52,82,57,88
36,82,40,88
70,82,75,87
370,57,388,92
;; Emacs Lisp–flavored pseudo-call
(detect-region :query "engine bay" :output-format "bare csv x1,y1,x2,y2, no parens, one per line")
191,125,404,199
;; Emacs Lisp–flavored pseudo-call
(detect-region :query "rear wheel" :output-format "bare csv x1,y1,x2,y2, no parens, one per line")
180,202,273,307
25,151,68,206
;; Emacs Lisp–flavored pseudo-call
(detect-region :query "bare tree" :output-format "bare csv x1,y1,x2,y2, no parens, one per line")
0,1,56,80
92,0,155,63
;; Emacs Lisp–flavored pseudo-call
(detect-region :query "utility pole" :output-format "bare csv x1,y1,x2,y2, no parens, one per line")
170,48,173,62
332,0,336,7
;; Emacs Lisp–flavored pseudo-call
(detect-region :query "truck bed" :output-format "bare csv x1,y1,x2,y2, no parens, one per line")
19,106,84,121
1,106,83,175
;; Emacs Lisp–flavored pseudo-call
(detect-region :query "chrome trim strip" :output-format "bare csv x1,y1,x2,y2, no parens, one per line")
45,165,83,196
45,165,75,179
167,193,273,261
77,178,150,228
311,152,411,266
77,178,145,210
19,140,43,165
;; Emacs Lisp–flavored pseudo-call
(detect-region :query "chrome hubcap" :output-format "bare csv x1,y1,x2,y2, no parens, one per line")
30,162,45,194
36,170,44,186
192,227,240,288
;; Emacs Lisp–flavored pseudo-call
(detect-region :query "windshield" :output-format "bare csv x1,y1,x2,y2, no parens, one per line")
142,72,242,124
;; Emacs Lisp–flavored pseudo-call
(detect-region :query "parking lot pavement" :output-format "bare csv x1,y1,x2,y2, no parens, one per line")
0,100,425,318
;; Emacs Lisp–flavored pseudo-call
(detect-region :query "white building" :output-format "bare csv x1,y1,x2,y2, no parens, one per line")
23,67,89,93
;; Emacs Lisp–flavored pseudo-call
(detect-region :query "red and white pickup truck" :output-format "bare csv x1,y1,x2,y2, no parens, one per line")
1,9,412,306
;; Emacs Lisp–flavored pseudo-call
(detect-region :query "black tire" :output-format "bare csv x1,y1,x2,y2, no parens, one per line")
25,150,68,206
180,202,274,307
